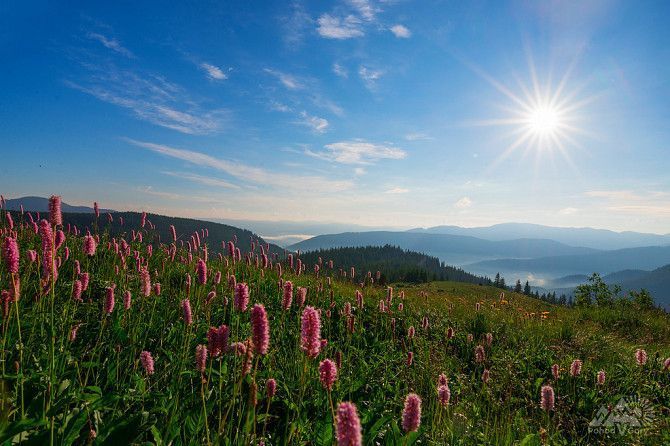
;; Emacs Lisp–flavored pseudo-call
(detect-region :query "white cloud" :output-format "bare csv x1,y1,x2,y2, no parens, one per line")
317,14,364,39
126,139,353,192
306,140,407,165
200,63,227,80
280,2,312,46
359,66,384,89
264,68,303,90
455,197,472,208
390,24,411,38
333,63,348,78
87,32,135,58
386,187,409,194
354,167,366,175
298,111,329,133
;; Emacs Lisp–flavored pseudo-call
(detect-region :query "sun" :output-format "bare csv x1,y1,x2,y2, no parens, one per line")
526,104,561,136
466,53,593,170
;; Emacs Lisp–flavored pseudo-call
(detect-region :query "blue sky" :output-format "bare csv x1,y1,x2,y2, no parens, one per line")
1,0,669,234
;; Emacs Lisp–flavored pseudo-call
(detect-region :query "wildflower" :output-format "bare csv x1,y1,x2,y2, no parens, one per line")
319,358,338,391
540,385,554,411
2,237,19,274
635,349,648,366
197,258,207,284
597,370,606,385
485,333,493,346
72,280,83,302
39,220,54,278
551,364,560,380
300,306,321,358
251,304,270,355
83,235,97,256
474,345,486,363
437,373,448,387
401,393,422,433
467,333,473,343
407,351,414,366
437,384,450,407
195,345,208,373
335,402,362,446
229,342,246,356
447,327,454,339
49,195,62,226
408,326,415,339
282,280,293,310
140,351,155,375
570,359,582,377
140,269,151,297
482,369,490,384
104,287,115,314
663,357,670,371
124,290,132,310
181,299,192,325
234,283,249,312
79,272,90,291
170,225,177,242
94,201,99,218
69,324,81,342
266,378,277,398
297,287,307,307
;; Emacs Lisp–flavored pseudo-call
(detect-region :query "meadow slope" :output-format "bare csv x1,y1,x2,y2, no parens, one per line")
0,203,668,445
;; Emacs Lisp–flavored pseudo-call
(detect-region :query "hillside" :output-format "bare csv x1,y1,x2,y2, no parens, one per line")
289,231,598,266
9,210,284,257
411,222,670,250
297,245,492,285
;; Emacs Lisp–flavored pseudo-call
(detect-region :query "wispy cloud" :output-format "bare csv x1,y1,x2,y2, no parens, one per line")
585,189,670,216
455,197,472,208
162,171,240,189
333,63,348,78
279,2,313,46
269,101,292,112
306,140,406,165
200,62,228,80
297,111,329,133
389,24,411,38
386,187,409,194
354,167,366,175
87,32,135,58
347,0,377,21
559,207,578,215
264,68,303,90
404,132,434,141
66,47,228,135
126,139,353,192
317,14,364,39
358,66,384,89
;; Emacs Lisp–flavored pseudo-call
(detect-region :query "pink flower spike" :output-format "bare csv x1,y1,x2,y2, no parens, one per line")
335,402,362,446
401,393,422,433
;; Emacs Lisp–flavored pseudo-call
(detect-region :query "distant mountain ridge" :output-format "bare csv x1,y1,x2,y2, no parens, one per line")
5,196,114,214
289,231,598,266
410,222,670,250
467,246,670,278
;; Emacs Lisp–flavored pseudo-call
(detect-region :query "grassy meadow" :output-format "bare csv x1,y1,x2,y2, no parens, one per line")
0,204,668,445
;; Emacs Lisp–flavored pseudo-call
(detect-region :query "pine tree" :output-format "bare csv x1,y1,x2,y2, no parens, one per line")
523,281,531,295
514,279,522,293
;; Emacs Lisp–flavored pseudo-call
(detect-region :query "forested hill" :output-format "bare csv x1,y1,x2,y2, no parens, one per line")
8,211,284,257
297,244,492,285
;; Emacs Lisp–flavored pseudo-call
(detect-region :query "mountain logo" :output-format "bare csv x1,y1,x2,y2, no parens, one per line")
588,395,656,435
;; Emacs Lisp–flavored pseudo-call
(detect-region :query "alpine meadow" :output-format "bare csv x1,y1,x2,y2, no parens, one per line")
2,1,670,445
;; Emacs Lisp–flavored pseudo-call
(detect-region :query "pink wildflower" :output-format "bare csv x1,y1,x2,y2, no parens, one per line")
635,349,648,366
570,359,582,377
318,358,338,391
195,345,208,373
282,280,293,310
401,393,422,433
300,306,321,358
140,351,155,375
2,237,19,274
335,402,362,446
234,282,249,312
251,304,270,355
540,385,554,411
48,195,62,226
181,299,192,325
437,384,450,407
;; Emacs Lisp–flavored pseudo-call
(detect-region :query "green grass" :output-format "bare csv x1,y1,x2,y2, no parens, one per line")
0,214,668,445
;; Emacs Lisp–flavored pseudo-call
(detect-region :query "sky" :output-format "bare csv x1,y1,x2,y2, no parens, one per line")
1,0,669,235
